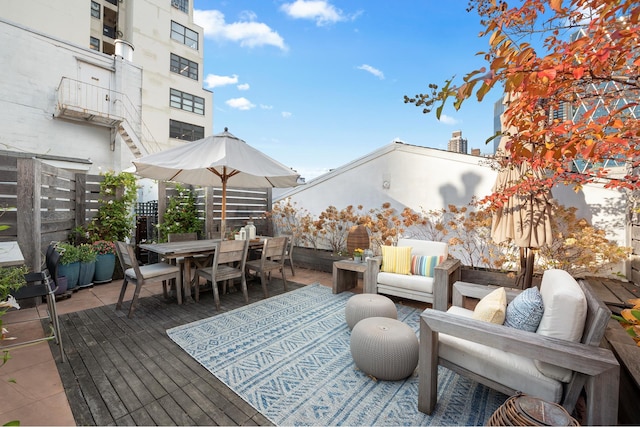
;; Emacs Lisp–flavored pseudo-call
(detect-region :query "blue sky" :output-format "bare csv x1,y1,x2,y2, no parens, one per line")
193,0,500,180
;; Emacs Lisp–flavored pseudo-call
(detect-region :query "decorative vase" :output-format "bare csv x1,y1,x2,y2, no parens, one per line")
78,261,96,288
354,256,362,263
94,253,116,283
59,262,80,290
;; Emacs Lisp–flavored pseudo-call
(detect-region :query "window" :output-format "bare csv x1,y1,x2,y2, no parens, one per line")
91,1,101,19
170,120,204,141
90,37,100,51
170,88,204,115
171,0,189,13
170,53,198,80
171,21,198,50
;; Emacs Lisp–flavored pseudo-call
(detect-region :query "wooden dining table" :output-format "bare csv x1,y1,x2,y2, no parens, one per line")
139,237,266,304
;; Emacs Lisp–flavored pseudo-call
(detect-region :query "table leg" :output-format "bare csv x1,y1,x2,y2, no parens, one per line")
333,265,357,293
183,257,195,304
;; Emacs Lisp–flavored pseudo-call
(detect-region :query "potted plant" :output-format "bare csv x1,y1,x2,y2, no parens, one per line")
353,248,364,262
156,183,202,242
86,171,137,242
57,243,80,290
86,171,137,280
77,243,97,288
92,240,116,283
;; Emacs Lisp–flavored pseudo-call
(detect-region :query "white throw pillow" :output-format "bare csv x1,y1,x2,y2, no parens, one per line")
472,287,507,324
534,269,587,382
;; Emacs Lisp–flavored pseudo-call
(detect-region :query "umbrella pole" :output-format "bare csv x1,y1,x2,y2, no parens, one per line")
220,177,227,240
524,248,535,289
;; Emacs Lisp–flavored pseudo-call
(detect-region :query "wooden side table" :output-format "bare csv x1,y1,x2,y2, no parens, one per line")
333,260,375,294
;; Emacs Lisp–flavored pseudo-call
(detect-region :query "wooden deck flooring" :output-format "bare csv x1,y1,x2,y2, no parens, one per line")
53,279,302,426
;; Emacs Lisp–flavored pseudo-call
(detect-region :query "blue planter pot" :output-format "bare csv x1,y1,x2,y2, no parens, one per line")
59,262,80,290
79,261,96,287
94,253,116,283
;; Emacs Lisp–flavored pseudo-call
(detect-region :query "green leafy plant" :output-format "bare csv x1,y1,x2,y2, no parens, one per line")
77,243,97,263
156,184,202,242
0,266,27,303
56,242,80,265
87,171,137,242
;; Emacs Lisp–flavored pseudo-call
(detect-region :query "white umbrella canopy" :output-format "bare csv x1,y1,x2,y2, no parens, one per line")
133,128,301,238
491,162,553,289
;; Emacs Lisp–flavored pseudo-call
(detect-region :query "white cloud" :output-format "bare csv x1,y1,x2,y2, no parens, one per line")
260,104,274,110
439,114,459,125
280,0,350,26
194,9,288,50
281,111,292,118
226,97,256,110
237,83,250,91
357,64,384,80
204,74,239,89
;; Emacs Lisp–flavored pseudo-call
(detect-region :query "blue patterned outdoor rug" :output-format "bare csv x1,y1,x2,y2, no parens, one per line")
167,284,507,426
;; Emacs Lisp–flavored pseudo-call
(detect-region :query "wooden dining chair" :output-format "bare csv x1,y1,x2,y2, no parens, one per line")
245,236,288,298
195,239,249,309
115,241,182,318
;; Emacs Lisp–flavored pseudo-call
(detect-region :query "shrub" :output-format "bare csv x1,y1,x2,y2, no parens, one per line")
92,240,116,255
77,243,97,263
56,242,80,265
87,171,137,242
156,184,202,242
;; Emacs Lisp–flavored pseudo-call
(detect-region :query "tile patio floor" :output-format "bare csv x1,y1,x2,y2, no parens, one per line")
0,267,347,426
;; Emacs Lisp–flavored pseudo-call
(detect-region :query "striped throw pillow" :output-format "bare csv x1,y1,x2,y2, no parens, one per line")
411,255,445,278
381,246,412,275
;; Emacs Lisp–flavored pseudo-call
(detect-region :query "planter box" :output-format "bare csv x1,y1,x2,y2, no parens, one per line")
460,267,541,289
293,247,349,273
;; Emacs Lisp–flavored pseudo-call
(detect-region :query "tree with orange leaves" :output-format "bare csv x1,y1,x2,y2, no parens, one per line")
405,0,640,198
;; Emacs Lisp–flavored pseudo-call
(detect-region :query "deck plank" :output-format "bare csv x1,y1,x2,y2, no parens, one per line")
52,279,298,426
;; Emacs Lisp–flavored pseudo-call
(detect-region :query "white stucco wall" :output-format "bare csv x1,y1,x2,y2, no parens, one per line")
0,18,142,174
278,141,629,250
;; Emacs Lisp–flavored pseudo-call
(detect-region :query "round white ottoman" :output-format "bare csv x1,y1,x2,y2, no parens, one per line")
350,317,419,381
345,294,397,330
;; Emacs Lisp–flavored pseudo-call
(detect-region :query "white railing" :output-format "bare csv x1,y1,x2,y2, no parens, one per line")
56,77,161,153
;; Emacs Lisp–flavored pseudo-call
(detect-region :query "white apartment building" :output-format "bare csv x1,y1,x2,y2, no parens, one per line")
1,0,212,173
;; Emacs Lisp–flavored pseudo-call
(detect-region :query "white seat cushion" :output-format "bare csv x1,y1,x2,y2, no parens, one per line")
439,306,563,403
125,262,180,280
377,271,434,293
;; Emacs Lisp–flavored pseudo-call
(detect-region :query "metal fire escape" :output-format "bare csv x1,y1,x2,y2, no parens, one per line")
53,77,159,157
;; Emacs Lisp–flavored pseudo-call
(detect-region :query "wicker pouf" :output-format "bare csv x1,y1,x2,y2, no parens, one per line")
350,317,419,381
487,393,579,426
345,294,397,330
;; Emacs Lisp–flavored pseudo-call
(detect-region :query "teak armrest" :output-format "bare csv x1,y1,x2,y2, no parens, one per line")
420,309,619,374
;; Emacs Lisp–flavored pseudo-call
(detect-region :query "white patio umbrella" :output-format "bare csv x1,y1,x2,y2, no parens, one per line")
491,161,553,289
133,128,301,238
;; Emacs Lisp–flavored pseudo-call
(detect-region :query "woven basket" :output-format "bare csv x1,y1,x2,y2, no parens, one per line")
487,393,579,426
346,225,370,255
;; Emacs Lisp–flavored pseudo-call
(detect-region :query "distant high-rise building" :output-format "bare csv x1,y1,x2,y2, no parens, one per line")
448,130,468,154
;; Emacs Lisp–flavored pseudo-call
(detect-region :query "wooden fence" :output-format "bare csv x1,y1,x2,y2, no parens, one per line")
0,155,273,273
158,181,272,240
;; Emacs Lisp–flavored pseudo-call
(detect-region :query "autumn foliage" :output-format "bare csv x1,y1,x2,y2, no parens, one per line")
269,199,629,278
405,0,640,197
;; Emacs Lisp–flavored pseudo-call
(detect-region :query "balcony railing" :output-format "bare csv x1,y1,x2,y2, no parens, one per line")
55,77,160,153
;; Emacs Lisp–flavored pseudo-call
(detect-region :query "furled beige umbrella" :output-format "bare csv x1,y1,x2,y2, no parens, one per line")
491,161,553,289
133,128,302,239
